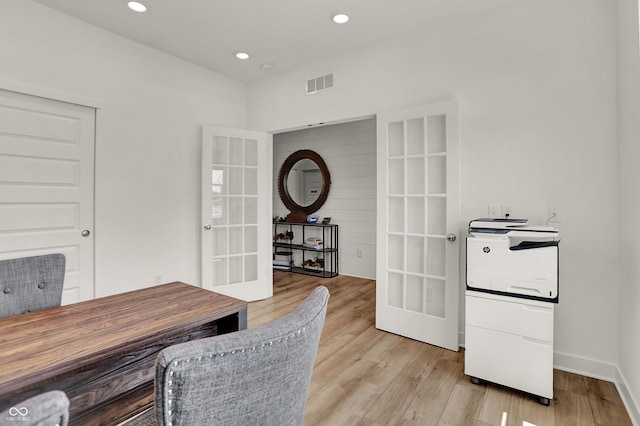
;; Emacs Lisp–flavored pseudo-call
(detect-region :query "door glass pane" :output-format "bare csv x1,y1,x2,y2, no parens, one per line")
388,122,404,157
427,278,445,318
211,168,226,195
406,275,424,313
211,197,226,226
406,197,424,235
229,198,243,225
388,235,404,270
229,256,243,284
244,197,257,224
427,196,446,235
212,136,227,164
229,137,243,165
229,227,243,255
406,157,424,195
406,236,424,274
245,226,258,253
388,159,404,195
245,168,257,195
388,197,404,233
426,237,446,277
211,258,226,286
427,115,446,154
211,228,227,256
406,118,425,156
387,272,404,308
228,167,243,195
427,156,446,194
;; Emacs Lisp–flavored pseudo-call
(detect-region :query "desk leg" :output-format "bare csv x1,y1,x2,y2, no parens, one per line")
238,308,247,330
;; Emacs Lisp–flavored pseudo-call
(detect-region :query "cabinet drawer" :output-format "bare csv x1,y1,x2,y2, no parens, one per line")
465,325,553,398
466,292,553,341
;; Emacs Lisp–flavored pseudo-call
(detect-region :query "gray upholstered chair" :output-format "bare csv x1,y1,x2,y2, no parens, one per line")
126,285,330,426
0,390,69,426
0,254,66,319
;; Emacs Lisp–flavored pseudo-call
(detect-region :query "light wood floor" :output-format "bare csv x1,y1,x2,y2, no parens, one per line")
248,272,632,426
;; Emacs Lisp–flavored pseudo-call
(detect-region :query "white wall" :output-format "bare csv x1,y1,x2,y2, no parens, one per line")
617,0,640,423
0,0,246,296
248,0,620,379
273,119,376,278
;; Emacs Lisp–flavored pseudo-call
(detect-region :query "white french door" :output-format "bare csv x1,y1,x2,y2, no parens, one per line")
201,126,272,301
0,88,95,304
376,100,460,351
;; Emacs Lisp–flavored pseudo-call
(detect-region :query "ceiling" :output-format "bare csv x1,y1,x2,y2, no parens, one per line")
33,0,516,83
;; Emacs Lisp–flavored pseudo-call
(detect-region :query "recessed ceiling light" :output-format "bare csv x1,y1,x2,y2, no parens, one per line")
235,52,250,60
261,63,274,70
331,13,350,24
127,1,147,13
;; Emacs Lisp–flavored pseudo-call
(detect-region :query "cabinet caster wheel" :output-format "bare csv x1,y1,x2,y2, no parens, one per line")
470,377,482,385
539,397,550,406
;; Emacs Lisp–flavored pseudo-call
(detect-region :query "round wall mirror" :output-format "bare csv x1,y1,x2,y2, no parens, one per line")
278,150,331,215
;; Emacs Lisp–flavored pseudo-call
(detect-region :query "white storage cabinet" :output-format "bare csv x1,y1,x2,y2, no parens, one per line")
465,290,554,405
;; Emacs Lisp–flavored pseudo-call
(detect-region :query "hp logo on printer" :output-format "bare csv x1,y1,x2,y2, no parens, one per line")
482,246,491,253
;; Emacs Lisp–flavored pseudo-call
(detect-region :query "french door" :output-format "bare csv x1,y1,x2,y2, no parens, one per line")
0,88,95,304
201,126,272,301
376,100,460,351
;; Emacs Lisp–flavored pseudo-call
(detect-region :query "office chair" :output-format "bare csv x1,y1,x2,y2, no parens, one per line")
0,390,69,426
0,254,66,319
125,286,330,426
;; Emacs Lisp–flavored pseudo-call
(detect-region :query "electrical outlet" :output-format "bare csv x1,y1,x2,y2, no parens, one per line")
548,205,559,223
154,275,163,285
502,205,512,218
488,205,500,218
357,248,363,258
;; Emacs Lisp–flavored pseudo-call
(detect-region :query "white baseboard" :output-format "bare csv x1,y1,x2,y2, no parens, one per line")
553,350,618,381
614,366,640,426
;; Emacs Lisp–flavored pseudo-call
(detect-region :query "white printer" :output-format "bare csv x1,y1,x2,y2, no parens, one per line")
466,218,560,302
465,218,560,405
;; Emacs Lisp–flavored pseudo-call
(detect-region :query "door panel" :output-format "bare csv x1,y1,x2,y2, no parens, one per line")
0,89,95,304
376,101,460,351
202,126,272,301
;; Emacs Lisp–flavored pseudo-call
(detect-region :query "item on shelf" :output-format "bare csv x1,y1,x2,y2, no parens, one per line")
301,257,324,268
304,237,323,249
307,215,319,224
285,211,307,223
322,217,331,224
272,259,292,271
273,231,294,241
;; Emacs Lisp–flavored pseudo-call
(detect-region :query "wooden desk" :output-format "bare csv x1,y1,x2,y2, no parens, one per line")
0,281,247,425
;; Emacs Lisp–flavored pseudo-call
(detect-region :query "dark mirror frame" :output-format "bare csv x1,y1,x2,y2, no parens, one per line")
278,149,331,215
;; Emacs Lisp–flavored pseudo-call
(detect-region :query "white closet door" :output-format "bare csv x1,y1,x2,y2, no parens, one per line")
0,89,95,304
201,126,272,301
376,101,460,351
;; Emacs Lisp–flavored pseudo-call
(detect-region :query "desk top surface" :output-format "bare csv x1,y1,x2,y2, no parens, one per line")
0,281,247,394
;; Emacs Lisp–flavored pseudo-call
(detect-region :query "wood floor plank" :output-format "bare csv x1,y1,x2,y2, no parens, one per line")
477,385,515,426
249,272,633,426
437,383,485,426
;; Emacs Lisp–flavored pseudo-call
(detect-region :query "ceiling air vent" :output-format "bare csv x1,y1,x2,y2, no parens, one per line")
306,73,334,95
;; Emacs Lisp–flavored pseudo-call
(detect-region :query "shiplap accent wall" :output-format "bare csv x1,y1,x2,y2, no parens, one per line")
273,118,376,279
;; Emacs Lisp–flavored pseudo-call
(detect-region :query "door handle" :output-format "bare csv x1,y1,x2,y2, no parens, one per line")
447,233,457,242
203,224,212,230
81,230,91,237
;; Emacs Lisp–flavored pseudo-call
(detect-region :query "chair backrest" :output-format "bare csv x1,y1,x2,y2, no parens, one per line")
0,254,66,319
154,286,329,426
0,390,69,426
